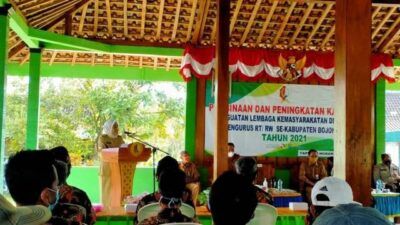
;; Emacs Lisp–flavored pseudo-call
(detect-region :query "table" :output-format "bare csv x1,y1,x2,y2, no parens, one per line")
372,192,400,216
270,191,303,207
96,206,307,225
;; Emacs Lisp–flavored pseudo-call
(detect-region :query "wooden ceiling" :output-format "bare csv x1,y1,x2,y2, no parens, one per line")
6,0,400,72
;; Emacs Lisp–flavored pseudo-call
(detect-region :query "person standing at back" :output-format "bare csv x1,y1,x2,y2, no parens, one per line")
97,119,125,207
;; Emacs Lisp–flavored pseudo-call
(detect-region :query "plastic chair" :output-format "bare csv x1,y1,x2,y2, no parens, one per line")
137,202,195,222
247,203,278,225
162,223,202,225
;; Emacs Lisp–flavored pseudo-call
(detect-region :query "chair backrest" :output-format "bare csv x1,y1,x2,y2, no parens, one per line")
247,203,278,225
137,202,196,222
162,223,202,225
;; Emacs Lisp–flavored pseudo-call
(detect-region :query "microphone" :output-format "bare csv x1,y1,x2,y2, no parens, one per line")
124,131,136,136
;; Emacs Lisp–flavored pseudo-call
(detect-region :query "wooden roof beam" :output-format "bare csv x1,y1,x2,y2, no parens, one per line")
256,0,278,45
25,0,72,18
372,7,395,40
185,0,197,42
78,3,88,34
124,55,129,67
272,1,296,46
196,0,211,43
239,0,262,45
321,24,334,48
140,0,147,38
289,2,314,47
375,15,400,50
105,0,112,35
166,57,171,71
378,18,400,52
65,13,72,35
171,0,182,40
155,0,164,39
49,51,57,65
305,3,333,48
123,0,128,37
191,0,208,44
93,0,98,35
229,0,242,35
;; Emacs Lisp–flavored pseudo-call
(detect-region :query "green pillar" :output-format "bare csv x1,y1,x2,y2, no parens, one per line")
185,78,197,160
26,48,42,149
375,79,386,163
0,4,10,193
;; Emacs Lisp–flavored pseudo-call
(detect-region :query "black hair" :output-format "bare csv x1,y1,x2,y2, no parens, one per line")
308,149,318,155
5,150,56,205
159,168,186,199
327,157,333,163
210,171,257,225
50,146,71,177
156,156,179,178
381,153,389,160
228,142,235,147
235,157,258,184
54,160,68,185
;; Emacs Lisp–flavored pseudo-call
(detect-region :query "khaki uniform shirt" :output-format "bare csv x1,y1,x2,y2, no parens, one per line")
299,161,327,190
373,163,400,185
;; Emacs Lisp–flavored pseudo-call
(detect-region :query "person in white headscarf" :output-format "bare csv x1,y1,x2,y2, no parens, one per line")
97,119,125,207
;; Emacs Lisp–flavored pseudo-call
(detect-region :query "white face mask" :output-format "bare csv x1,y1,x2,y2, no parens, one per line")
228,152,234,158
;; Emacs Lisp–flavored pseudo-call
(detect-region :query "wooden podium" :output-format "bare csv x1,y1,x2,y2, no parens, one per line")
101,142,151,207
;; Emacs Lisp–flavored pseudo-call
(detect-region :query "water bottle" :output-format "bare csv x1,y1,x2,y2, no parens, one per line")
277,179,283,191
263,178,268,191
376,179,382,193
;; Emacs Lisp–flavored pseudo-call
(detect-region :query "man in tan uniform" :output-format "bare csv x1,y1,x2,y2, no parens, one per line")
97,119,124,207
299,149,327,203
373,153,400,192
179,151,200,206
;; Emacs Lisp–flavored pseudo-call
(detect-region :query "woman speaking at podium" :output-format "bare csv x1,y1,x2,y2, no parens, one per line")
97,119,125,207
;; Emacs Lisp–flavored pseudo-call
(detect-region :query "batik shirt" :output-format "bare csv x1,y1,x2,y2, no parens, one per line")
138,208,197,225
179,162,200,184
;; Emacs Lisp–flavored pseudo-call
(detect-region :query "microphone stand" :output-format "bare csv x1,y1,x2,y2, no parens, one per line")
125,133,169,192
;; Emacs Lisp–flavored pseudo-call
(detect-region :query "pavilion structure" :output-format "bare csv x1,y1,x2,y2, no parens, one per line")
1,0,400,205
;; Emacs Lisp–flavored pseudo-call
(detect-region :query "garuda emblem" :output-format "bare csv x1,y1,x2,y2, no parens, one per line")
278,54,307,81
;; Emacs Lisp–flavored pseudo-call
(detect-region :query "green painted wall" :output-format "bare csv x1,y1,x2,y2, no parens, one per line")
6,63,182,82
184,78,197,160
68,166,156,204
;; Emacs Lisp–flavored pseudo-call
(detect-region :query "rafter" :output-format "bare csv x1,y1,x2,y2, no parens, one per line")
171,0,182,40
25,0,72,18
110,54,113,67
321,24,335,48
78,4,88,34
140,0,147,37
191,0,208,44
229,0,242,35
372,7,395,40
378,18,400,51
240,0,262,45
305,3,333,48
49,51,57,65
185,0,197,42
65,14,72,35
72,52,77,65
105,0,112,35
20,53,29,65
210,16,217,42
372,6,382,19
123,0,128,37
153,57,157,69
256,0,278,45
375,15,400,50
197,0,211,43
139,56,143,68
272,1,296,46
155,0,165,39
289,2,314,47
91,53,95,66
124,55,129,67
166,57,171,71
93,0,98,35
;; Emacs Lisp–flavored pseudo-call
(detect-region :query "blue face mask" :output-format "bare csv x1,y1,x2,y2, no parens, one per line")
47,187,60,211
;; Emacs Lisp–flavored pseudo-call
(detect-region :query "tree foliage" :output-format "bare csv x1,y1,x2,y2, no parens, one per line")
5,77,186,166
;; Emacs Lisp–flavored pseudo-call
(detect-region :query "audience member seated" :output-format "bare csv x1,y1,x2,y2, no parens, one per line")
313,203,391,225
373,153,400,192
0,193,51,225
138,169,198,225
309,177,357,224
209,171,257,225
235,157,273,205
326,157,334,176
299,149,327,203
50,146,96,225
136,156,194,222
5,150,84,225
179,151,200,206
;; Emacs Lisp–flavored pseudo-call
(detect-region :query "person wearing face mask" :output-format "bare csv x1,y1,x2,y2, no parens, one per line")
97,119,125,207
373,153,400,192
299,149,327,204
5,150,85,225
228,142,240,170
